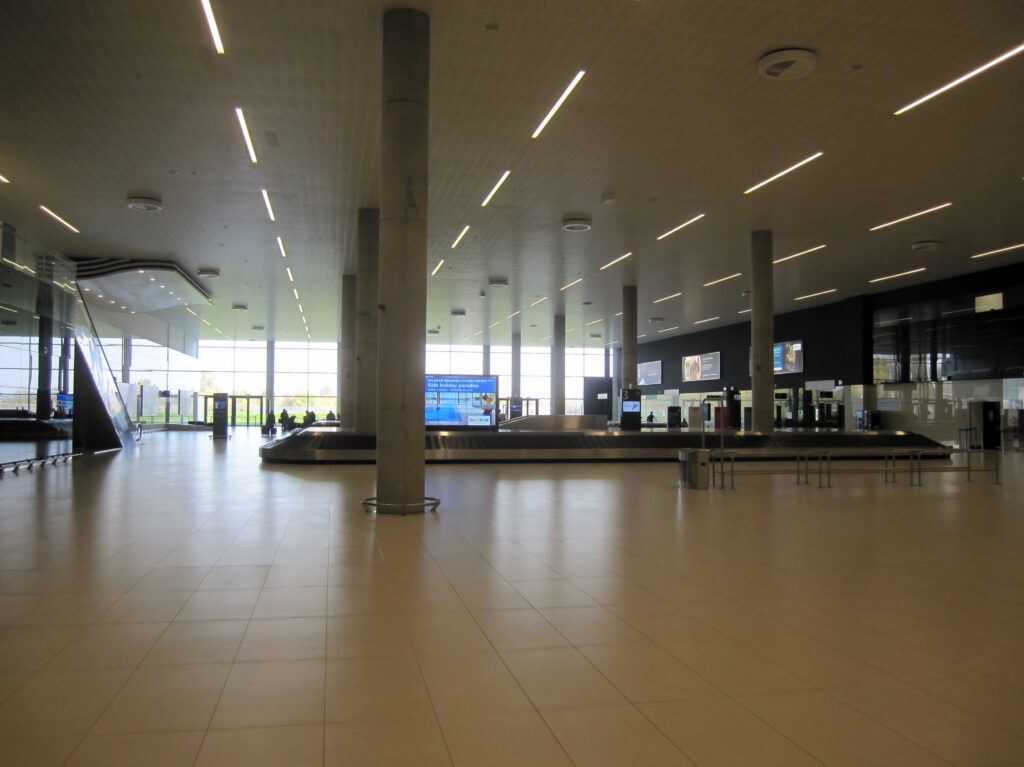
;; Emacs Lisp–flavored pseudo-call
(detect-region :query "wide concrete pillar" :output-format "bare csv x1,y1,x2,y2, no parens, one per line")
751,230,774,432
511,332,521,398
340,274,357,426
354,208,379,432
376,7,429,508
482,344,490,376
621,285,638,388
121,337,132,385
551,314,566,415
266,341,275,416
58,325,72,395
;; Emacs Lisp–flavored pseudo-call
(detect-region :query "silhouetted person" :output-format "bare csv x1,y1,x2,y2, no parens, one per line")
280,408,289,428
646,411,655,424
325,410,337,421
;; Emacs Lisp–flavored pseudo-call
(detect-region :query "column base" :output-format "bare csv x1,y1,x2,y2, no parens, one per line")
361,496,440,515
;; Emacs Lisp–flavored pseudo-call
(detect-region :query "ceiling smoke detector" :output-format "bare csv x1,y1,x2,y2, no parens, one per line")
911,240,944,252
562,216,592,232
126,195,163,212
231,303,248,311
758,48,817,80
197,267,220,279
488,277,509,288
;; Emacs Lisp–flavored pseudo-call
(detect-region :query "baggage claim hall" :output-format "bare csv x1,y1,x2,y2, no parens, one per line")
1,2,1023,765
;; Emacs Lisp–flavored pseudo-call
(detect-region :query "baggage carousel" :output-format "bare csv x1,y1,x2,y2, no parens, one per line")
259,426,948,464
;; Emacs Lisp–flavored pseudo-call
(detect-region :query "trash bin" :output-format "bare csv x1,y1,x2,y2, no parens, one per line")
679,449,710,489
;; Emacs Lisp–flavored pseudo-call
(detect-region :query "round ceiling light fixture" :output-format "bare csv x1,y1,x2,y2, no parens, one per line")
562,215,592,232
126,195,163,212
758,48,817,80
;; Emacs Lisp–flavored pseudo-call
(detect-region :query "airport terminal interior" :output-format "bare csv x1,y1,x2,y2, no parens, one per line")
2,1,1024,765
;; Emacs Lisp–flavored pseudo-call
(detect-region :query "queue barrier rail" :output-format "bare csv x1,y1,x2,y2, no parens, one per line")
0,451,82,478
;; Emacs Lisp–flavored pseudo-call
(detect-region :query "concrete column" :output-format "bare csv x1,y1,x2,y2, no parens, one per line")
376,7,429,508
613,346,622,416
621,285,638,388
551,314,566,415
340,274,357,426
36,313,53,420
266,341,275,417
511,332,521,398
121,337,132,385
603,346,609,378
355,208,379,432
751,230,774,432
482,344,490,376
59,326,72,395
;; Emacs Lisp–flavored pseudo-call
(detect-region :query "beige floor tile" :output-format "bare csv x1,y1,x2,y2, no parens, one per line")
325,560,391,586
738,689,952,767
453,580,533,611
65,730,204,766
541,704,694,766
833,682,1024,766
211,659,326,729
501,647,627,709
252,586,327,619
510,579,598,609
325,614,414,658
176,588,260,621
142,619,247,665
736,632,899,689
237,617,326,661
442,710,572,766
325,717,451,766
99,589,192,623
473,609,569,650
198,566,269,590
264,564,329,588
0,736,80,766
916,674,1024,736
0,666,132,738
92,663,230,734
0,624,82,672
195,724,324,767
132,567,210,592
664,637,814,695
17,592,121,626
607,603,722,645
405,610,494,656
579,642,722,703
326,584,401,616
418,651,533,719
0,669,34,704
570,576,664,606
678,600,799,639
539,605,648,646
641,697,824,767
50,622,167,669
325,655,434,723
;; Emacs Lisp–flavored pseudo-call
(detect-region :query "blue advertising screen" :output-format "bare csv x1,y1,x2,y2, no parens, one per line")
425,375,498,428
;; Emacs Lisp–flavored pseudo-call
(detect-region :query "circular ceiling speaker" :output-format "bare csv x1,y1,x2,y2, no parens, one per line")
562,216,592,232
911,240,944,252
127,195,163,212
758,48,817,80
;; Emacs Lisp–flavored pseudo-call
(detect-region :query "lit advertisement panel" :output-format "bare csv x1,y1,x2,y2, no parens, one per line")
683,352,721,382
637,360,662,386
774,340,804,373
425,375,498,428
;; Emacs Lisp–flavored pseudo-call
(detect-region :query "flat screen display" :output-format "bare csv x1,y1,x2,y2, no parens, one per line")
425,375,498,428
637,360,662,386
683,352,721,382
774,340,804,374
622,401,641,413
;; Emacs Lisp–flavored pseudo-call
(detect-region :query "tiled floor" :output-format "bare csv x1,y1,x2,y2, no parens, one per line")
1,430,1023,766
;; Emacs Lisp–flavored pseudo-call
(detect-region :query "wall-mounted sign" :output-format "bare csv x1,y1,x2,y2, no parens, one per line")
683,351,721,382
637,360,662,386
773,340,804,373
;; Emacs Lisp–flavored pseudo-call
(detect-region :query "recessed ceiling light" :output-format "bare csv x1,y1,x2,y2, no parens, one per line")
97,294,103,298
532,70,586,139
560,278,583,291
694,316,720,325
431,259,445,276
185,307,198,316
585,319,602,326
540,335,552,341
159,285,165,288
276,236,287,258
637,334,647,339
653,292,682,304
794,288,837,301
202,319,212,326
149,277,155,281
738,308,751,314
109,299,115,304
235,107,258,163
137,269,145,274
298,304,303,313
292,288,299,300
38,205,80,233
657,326,680,334
481,170,511,207
703,272,742,287
971,242,1024,259
869,267,926,283
489,321,501,328
894,40,1024,115
169,291,174,295
286,267,294,282
200,0,225,54
261,188,275,221
0,173,9,183
774,244,826,264
869,202,951,231
614,311,622,317
451,225,470,249
530,297,547,307
656,213,705,241
507,310,521,319
743,151,823,194
599,252,632,270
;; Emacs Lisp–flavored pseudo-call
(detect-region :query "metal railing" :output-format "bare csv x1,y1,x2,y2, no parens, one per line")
0,451,81,477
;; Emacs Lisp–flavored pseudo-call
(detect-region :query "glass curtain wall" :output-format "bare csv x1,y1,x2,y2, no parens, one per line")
272,341,338,416
565,346,605,415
